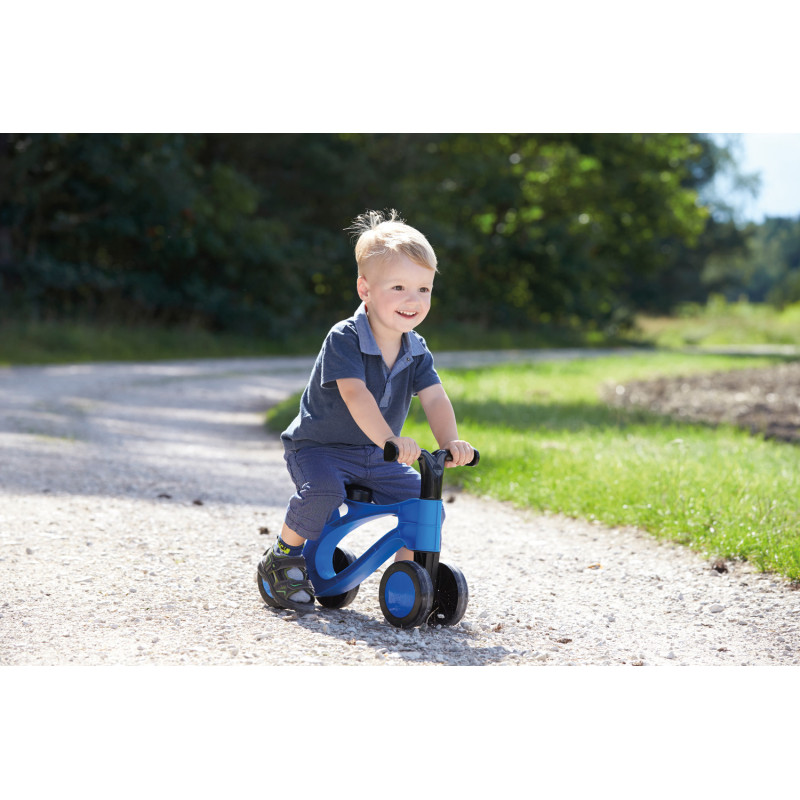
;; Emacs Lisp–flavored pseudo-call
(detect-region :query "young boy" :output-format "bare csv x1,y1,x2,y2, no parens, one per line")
258,209,474,613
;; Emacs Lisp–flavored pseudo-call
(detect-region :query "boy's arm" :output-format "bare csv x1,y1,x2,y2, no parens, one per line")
417,383,474,467
337,378,420,465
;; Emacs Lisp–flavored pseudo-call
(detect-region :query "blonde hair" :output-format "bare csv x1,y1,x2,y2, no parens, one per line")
348,209,438,276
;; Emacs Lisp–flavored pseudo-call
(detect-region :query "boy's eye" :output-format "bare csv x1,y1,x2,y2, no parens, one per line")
390,285,431,293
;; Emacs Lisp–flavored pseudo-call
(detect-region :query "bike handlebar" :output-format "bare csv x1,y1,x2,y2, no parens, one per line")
383,441,480,467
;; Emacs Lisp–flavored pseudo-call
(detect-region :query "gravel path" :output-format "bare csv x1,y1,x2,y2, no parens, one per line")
2,352,799,667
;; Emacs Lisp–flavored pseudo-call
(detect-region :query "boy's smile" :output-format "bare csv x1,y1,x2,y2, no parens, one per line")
357,254,434,342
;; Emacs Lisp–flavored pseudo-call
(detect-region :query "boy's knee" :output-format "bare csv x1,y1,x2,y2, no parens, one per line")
286,489,346,541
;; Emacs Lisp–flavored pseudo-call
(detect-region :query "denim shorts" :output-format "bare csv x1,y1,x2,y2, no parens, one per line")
283,445,425,541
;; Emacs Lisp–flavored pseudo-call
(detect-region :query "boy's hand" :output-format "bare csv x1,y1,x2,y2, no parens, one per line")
444,440,474,467
387,436,421,466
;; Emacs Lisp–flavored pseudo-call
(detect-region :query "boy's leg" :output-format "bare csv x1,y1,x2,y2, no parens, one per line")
259,448,353,612
278,523,306,548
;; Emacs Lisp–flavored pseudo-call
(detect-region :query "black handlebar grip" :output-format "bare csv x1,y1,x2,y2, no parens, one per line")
383,441,400,461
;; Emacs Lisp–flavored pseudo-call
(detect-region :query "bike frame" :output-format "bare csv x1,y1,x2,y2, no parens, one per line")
302,495,443,598
302,448,454,599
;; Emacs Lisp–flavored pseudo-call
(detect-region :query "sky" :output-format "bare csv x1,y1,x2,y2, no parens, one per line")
717,133,800,223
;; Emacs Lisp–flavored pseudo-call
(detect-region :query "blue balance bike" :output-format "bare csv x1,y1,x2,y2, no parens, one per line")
258,442,479,628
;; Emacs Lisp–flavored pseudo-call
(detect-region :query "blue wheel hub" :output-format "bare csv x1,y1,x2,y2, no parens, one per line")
384,571,416,617
379,560,433,628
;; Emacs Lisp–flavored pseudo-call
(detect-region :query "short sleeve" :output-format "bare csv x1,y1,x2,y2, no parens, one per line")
412,347,441,395
318,323,365,388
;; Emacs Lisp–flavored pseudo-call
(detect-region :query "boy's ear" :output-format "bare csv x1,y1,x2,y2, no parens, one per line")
357,275,369,302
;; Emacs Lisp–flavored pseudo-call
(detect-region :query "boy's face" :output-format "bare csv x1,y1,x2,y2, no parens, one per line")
357,254,434,340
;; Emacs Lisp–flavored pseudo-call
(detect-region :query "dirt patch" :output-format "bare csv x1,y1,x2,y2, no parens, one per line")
604,362,800,443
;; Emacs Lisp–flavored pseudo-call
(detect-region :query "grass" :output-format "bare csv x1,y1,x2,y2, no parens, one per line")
0,315,632,367
0,319,324,366
267,352,800,582
419,319,624,351
5,297,799,366
636,296,800,349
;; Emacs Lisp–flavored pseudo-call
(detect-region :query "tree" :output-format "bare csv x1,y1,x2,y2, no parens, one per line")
337,133,711,330
1,134,295,333
0,132,727,336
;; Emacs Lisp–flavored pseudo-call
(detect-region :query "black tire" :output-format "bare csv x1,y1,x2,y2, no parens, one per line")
317,546,360,609
431,561,469,626
379,560,434,629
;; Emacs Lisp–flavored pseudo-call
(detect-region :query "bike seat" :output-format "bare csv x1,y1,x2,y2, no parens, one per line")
345,484,373,503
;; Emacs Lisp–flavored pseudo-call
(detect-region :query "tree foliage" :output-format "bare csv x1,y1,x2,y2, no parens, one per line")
0,132,760,337
702,215,800,305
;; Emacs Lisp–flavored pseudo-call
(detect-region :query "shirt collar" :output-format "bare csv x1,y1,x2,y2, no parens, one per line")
353,303,427,357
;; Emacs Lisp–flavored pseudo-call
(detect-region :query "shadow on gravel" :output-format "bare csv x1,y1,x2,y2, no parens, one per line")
0,363,303,505
284,606,514,666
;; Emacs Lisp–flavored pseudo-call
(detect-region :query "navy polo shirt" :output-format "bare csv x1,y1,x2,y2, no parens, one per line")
281,303,441,451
